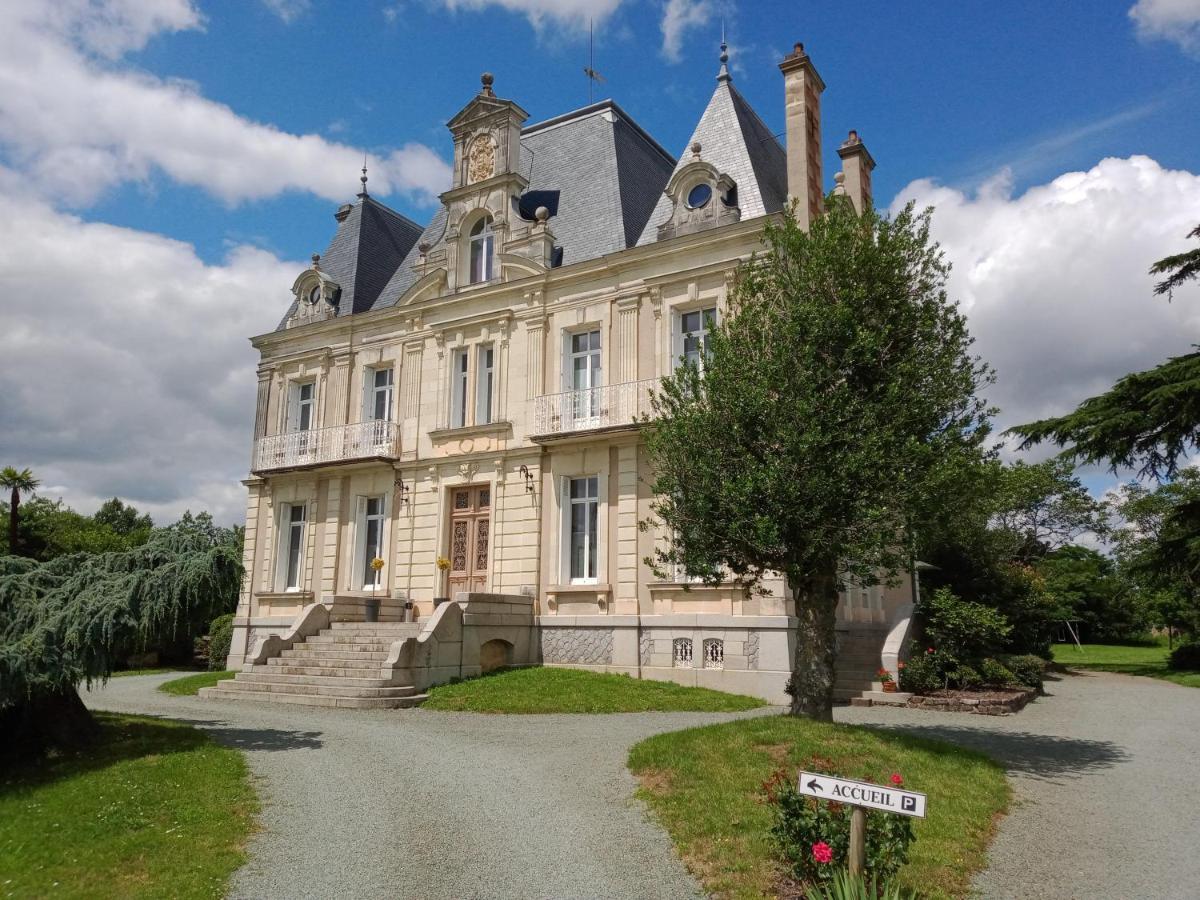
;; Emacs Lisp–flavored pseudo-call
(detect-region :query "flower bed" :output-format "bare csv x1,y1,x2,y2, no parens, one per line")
906,686,1038,716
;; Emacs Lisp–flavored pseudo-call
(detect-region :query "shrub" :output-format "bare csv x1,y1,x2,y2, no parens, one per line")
1002,654,1046,690
979,658,1016,686
804,868,918,900
207,614,234,671
947,664,981,690
1168,642,1200,671
898,648,943,695
766,765,915,886
923,587,1011,661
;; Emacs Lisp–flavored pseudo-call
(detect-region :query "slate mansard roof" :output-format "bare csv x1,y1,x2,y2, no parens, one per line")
278,70,786,330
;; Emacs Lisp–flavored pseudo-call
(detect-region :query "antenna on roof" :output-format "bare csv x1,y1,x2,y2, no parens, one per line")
358,154,369,199
583,18,606,104
717,22,731,84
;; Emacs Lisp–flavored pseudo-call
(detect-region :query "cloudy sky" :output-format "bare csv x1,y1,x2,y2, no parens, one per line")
1,0,1199,525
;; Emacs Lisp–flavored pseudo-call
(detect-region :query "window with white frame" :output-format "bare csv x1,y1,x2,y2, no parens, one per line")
287,381,315,432
475,344,494,425
469,216,494,284
277,502,307,592
356,496,387,590
566,329,602,422
450,348,470,428
364,367,394,422
674,306,716,371
566,475,599,583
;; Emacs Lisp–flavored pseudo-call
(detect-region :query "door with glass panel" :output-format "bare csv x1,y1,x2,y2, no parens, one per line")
359,496,386,591
288,381,315,458
446,486,490,596
567,329,602,429
365,368,393,450
567,476,599,583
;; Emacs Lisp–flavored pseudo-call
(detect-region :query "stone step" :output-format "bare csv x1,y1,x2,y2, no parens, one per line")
281,648,392,662
223,677,418,699
199,685,427,709
327,623,421,634
238,671,404,689
304,636,401,650
265,664,383,678
268,655,384,670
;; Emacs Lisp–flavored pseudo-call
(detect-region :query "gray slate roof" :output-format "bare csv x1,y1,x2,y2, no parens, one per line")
636,80,788,246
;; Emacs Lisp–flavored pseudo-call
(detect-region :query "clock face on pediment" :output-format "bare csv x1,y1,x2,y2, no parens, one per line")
466,135,496,184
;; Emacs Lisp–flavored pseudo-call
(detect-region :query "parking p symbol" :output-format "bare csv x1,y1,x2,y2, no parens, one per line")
901,796,916,813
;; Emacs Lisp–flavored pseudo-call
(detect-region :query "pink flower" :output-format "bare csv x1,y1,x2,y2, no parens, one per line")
811,841,833,864
891,773,903,786
926,647,935,654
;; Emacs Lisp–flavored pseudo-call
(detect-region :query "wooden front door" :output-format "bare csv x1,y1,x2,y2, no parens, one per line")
447,485,490,595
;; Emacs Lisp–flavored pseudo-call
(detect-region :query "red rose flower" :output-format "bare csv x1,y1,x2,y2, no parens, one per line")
891,773,903,786
926,647,934,654
811,841,833,864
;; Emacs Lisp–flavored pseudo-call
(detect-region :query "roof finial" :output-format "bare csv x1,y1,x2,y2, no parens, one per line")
358,155,369,199
717,29,731,84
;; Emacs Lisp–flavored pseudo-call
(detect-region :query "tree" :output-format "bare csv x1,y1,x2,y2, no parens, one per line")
0,519,242,759
1,495,154,559
1009,224,1200,481
644,199,992,720
1,467,39,555
93,497,153,536
1036,545,1144,643
988,459,1109,563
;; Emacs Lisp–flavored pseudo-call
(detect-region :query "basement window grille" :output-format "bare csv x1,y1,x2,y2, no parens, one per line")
673,638,693,668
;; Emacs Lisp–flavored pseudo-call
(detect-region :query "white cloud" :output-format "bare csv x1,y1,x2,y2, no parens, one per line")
661,0,714,62
261,0,312,24
889,156,1200,446
0,1,450,207
1129,0,1200,52
438,0,625,31
0,175,296,525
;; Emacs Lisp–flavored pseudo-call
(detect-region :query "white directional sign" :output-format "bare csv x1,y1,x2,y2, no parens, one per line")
796,771,927,819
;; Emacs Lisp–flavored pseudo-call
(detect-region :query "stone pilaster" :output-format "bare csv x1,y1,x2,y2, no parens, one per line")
615,443,639,614
320,476,343,599
615,294,640,383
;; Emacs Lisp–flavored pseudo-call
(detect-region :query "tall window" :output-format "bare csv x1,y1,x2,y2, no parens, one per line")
365,367,394,422
567,476,599,583
469,216,494,284
475,344,494,425
568,329,602,422
676,307,716,371
279,503,306,592
358,496,386,590
450,348,469,428
288,381,315,431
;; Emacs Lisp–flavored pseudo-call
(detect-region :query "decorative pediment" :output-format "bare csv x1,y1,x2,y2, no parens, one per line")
657,142,741,242
286,255,339,327
399,267,449,306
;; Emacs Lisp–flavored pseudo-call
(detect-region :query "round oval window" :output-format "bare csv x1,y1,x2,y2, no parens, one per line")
308,285,322,305
686,183,712,209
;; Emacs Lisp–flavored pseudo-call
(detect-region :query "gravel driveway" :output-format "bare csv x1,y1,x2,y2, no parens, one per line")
842,668,1200,900
87,668,1199,900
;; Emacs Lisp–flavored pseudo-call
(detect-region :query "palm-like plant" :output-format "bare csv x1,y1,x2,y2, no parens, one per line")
1,466,40,555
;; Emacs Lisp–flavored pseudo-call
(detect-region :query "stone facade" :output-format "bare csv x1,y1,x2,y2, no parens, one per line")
541,627,614,666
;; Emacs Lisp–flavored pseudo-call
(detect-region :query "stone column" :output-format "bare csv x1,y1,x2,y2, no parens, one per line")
320,476,343,600
228,477,264,668
525,314,546,399
401,340,423,455
615,294,640,384
325,349,351,428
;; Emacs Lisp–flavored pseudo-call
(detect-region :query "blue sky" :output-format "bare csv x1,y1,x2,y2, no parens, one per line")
1,0,1199,523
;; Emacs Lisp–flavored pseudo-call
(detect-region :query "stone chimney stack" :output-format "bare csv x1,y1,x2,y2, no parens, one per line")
837,130,876,215
778,42,825,229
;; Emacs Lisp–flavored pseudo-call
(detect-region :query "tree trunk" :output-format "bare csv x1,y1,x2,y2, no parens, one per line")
787,567,841,722
0,686,98,763
8,486,17,555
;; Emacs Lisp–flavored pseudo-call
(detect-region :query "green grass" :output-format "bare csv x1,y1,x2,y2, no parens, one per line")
158,670,236,696
1051,642,1200,688
628,714,1009,900
423,666,767,713
111,667,184,677
0,713,257,899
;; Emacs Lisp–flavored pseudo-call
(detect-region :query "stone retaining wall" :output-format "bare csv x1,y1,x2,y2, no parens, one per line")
906,687,1039,716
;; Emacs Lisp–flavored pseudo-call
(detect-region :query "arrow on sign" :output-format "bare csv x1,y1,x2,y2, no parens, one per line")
806,778,823,793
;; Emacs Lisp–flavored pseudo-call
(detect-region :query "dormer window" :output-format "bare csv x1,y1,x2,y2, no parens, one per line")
686,183,712,209
307,285,322,305
469,216,494,284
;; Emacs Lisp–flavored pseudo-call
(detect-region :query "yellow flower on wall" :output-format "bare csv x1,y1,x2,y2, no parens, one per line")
371,557,385,572
436,556,451,571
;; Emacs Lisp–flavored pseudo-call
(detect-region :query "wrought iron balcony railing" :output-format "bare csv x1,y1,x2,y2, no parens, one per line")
531,378,660,437
252,420,400,473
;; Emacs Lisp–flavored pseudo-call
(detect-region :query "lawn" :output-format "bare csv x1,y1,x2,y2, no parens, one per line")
423,666,767,713
628,714,1009,900
159,670,236,696
0,713,257,899
1050,642,1200,688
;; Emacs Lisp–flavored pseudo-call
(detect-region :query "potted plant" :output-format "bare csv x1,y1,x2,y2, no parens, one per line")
366,557,385,622
434,555,451,607
877,667,897,693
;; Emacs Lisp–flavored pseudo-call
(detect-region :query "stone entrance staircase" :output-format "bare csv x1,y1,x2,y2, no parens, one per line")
200,622,428,709
833,625,891,701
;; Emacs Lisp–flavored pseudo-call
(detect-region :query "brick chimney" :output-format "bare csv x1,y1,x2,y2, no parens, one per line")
837,130,876,215
778,42,825,229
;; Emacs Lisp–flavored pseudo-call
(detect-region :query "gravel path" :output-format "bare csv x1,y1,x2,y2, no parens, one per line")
87,668,1199,899
841,668,1200,900
86,675,769,900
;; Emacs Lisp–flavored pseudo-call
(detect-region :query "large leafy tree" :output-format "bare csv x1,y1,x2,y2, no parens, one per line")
644,199,992,720
1,466,39,555
0,514,242,759
1009,224,1200,480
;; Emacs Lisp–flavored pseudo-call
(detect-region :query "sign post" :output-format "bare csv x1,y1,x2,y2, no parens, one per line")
796,771,927,875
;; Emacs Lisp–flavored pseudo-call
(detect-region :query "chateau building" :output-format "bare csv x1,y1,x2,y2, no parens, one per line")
219,43,915,705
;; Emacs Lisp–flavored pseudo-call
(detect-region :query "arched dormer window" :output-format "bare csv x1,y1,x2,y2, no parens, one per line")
469,215,494,284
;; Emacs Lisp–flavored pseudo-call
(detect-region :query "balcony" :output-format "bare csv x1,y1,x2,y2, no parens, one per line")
252,421,400,473
531,378,660,439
